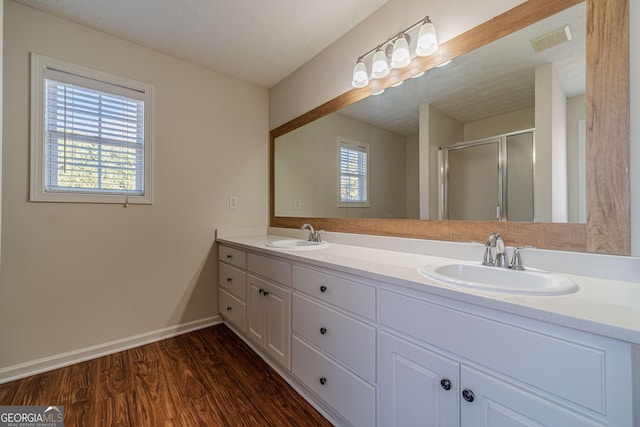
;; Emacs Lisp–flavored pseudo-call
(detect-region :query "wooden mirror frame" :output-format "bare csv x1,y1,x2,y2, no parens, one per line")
270,0,630,255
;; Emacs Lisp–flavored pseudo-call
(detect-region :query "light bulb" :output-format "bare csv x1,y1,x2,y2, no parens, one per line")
371,48,390,79
416,19,438,56
351,60,369,88
391,35,411,69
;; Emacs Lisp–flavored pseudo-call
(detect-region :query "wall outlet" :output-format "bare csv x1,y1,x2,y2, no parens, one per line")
229,196,238,209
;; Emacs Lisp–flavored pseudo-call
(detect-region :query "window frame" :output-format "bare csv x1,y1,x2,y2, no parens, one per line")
337,137,370,208
30,53,154,204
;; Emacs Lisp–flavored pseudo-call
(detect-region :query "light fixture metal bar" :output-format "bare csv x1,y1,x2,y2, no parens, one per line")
357,16,431,61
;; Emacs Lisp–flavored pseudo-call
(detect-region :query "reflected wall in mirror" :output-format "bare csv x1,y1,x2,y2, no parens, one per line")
275,3,586,223
270,0,629,254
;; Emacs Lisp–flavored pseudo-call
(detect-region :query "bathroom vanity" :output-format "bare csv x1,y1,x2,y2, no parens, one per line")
216,229,639,427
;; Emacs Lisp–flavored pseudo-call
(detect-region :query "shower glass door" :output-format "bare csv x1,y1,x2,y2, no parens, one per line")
440,130,534,221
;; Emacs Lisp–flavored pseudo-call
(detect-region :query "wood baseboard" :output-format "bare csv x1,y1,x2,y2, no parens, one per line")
0,315,223,384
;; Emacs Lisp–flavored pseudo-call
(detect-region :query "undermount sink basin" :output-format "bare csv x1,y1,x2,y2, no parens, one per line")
418,262,578,296
266,239,329,250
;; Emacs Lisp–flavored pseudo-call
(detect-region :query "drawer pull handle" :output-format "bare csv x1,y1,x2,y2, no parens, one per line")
226,254,233,259
440,378,451,390
319,377,327,386
462,389,475,403
320,327,327,335
320,285,327,293
226,306,232,311
227,277,233,282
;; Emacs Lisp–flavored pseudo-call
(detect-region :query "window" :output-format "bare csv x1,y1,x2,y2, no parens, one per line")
338,138,369,206
30,54,153,203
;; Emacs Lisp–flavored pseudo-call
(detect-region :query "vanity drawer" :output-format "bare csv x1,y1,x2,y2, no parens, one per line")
293,293,376,381
379,290,608,414
248,253,291,286
292,265,376,320
219,288,246,332
219,263,246,300
219,245,246,269
292,336,376,427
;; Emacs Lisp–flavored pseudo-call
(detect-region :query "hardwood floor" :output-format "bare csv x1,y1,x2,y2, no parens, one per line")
0,324,334,426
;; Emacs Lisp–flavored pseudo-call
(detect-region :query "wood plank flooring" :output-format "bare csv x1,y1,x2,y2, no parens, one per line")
0,324,334,426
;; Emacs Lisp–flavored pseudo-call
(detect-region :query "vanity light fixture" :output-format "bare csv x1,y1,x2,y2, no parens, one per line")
351,15,439,88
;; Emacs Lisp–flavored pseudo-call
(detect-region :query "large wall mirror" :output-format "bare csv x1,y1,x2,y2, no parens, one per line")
270,0,629,255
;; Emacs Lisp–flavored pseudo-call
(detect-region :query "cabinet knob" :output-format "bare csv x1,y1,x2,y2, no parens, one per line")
263,291,269,296
319,377,327,385
440,378,451,391
258,288,264,294
226,306,232,311
227,277,233,282
320,327,327,335
320,285,327,293
226,254,233,259
462,389,475,403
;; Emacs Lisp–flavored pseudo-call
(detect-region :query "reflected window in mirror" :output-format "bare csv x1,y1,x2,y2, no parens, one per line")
339,138,369,207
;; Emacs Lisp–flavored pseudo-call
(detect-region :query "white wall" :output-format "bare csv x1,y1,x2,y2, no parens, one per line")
0,1,268,373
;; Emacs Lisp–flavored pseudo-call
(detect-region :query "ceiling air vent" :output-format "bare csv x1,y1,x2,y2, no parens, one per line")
530,25,572,53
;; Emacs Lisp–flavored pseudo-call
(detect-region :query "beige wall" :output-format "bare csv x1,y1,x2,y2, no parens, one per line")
1,1,268,372
464,107,535,141
425,106,464,219
275,113,408,218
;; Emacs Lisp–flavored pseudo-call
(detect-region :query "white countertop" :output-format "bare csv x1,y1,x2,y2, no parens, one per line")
217,230,640,345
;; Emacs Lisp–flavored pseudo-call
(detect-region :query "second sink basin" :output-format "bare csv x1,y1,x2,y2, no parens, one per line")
266,239,329,250
419,262,578,296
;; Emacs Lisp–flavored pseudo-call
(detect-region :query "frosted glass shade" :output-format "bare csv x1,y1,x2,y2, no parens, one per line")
371,49,390,79
416,21,438,56
391,36,411,68
352,61,369,88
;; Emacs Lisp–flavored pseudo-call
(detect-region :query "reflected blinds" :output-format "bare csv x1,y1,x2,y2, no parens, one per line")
339,141,368,203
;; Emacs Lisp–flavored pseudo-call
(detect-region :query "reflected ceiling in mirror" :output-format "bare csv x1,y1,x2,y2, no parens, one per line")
340,3,585,136
275,3,586,222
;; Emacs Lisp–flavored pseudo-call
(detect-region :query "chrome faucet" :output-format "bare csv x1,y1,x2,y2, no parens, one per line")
482,233,536,269
300,223,322,243
482,232,508,268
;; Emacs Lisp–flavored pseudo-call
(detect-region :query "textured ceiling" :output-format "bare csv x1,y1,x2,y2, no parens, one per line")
14,0,389,88
340,3,586,137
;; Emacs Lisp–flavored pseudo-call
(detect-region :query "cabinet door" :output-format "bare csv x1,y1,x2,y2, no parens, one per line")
380,331,459,427
264,281,291,369
460,366,604,427
246,275,265,345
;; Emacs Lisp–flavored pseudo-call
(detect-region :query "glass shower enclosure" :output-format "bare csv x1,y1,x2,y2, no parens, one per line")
439,129,534,222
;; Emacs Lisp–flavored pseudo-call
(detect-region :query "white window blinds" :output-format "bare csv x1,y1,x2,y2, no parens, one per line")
43,68,146,196
339,140,368,204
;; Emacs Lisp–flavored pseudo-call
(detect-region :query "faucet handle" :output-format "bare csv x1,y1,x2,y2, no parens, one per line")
509,246,537,270
481,246,494,266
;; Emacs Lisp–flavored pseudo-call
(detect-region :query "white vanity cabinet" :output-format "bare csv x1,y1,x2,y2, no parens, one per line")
246,253,292,369
218,245,247,332
379,289,634,426
217,238,637,427
291,265,377,427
